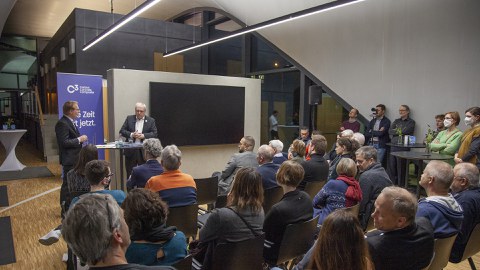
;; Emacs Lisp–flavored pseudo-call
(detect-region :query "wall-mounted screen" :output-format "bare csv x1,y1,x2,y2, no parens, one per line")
149,82,245,146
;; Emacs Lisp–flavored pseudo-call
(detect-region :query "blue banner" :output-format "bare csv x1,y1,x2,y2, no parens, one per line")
57,72,104,159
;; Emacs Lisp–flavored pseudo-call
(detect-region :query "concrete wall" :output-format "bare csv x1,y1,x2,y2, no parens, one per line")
107,69,261,188
255,0,480,139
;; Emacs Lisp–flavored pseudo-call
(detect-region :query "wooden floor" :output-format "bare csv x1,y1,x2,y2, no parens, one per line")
0,140,479,270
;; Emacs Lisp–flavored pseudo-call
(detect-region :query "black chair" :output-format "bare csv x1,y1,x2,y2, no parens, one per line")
167,203,198,241
193,234,265,270
304,181,326,199
197,195,227,228
344,203,360,217
172,254,193,270
452,223,480,270
276,216,319,269
263,186,284,214
194,176,218,208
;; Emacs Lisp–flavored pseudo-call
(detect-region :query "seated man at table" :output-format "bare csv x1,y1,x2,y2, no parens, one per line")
417,160,464,238
449,163,480,263
366,186,434,270
126,138,163,190
145,145,196,207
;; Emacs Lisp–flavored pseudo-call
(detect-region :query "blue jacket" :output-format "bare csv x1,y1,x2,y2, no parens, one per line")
127,159,164,189
256,162,280,190
417,195,464,238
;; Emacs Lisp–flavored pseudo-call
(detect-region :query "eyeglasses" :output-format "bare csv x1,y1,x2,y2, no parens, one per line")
444,117,453,120
106,173,114,178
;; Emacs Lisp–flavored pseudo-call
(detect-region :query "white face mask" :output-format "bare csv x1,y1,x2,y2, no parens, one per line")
443,119,453,128
465,116,473,126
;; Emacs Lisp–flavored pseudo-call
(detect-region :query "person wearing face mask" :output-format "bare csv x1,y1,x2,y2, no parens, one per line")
429,112,463,160
454,107,480,170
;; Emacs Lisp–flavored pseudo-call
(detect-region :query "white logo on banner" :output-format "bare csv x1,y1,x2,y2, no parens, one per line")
67,84,94,94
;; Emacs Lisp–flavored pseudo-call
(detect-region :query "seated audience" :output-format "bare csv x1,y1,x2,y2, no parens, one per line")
71,160,126,205
299,135,329,190
263,161,313,266
429,111,462,158
256,145,280,190
62,194,174,269
294,209,372,270
197,167,264,269
327,137,359,180
123,189,187,266
288,139,306,163
66,144,98,206
269,139,287,164
313,158,362,225
326,129,354,162
217,136,258,195
355,146,392,230
353,132,365,146
341,108,361,133
366,186,434,270
127,138,164,190
145,145,196,207
454,106,480,170
417,160,464,238
449,163,480,262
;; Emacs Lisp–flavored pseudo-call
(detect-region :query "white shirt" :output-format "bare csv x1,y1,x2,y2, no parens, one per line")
134,118,144,143
269,114,278,131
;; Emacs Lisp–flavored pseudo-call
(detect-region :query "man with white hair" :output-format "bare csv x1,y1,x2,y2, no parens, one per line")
449,163,480,262
120,102,158,177
417,160,464,238
126,138,163,190
269,139,287,165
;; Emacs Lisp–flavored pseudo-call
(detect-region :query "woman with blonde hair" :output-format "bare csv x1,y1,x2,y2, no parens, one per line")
313,158,362,225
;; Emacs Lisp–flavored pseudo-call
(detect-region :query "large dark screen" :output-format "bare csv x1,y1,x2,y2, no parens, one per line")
149,82,245,146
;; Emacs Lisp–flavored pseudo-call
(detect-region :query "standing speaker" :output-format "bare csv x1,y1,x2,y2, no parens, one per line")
308,85,322,105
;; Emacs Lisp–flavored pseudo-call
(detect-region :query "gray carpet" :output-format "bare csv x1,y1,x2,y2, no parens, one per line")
0,186,7,207
0,216,16,265
0,166,54,181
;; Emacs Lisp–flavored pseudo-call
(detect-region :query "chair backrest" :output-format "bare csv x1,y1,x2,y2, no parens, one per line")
461,223,480,261
344,203,360,217
194,176,218,205
304,181,326,199
212,234,265,270
427,234,457,270
263,186,284,214
166,203,198,240
276,216,319,265
172,254,192,270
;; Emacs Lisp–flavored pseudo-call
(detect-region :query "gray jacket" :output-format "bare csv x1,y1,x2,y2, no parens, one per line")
218,151,258,195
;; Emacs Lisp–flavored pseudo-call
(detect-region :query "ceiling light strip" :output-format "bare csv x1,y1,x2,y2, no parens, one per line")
163,0,365,57
82,0,161,51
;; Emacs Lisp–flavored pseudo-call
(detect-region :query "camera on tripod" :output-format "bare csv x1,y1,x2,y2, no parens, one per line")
370,107,377,116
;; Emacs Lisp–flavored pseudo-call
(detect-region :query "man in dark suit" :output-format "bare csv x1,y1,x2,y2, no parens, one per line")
119,102,158,177
55,100,88,214
256,144,280,190
299,134,329,190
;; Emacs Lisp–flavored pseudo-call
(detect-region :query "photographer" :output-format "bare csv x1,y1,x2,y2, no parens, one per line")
364,104,391,164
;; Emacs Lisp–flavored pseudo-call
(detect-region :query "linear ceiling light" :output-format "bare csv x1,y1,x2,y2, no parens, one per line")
82,0,161,51
163,0,365,57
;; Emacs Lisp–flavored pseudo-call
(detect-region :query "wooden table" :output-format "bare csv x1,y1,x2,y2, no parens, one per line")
0,129,27,171
390,151,453,197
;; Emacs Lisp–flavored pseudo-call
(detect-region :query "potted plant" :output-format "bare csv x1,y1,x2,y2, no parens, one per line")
395,127,403,144
424,125,435,155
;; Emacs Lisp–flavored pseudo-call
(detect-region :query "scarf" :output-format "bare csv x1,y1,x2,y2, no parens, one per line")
458,125,480,164
337,175,362,207
130,223,176,242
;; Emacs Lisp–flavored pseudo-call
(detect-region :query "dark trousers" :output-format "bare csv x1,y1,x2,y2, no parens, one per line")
60,165,73,216
270,130,279,140
125,149,145,179
388,147,409,186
